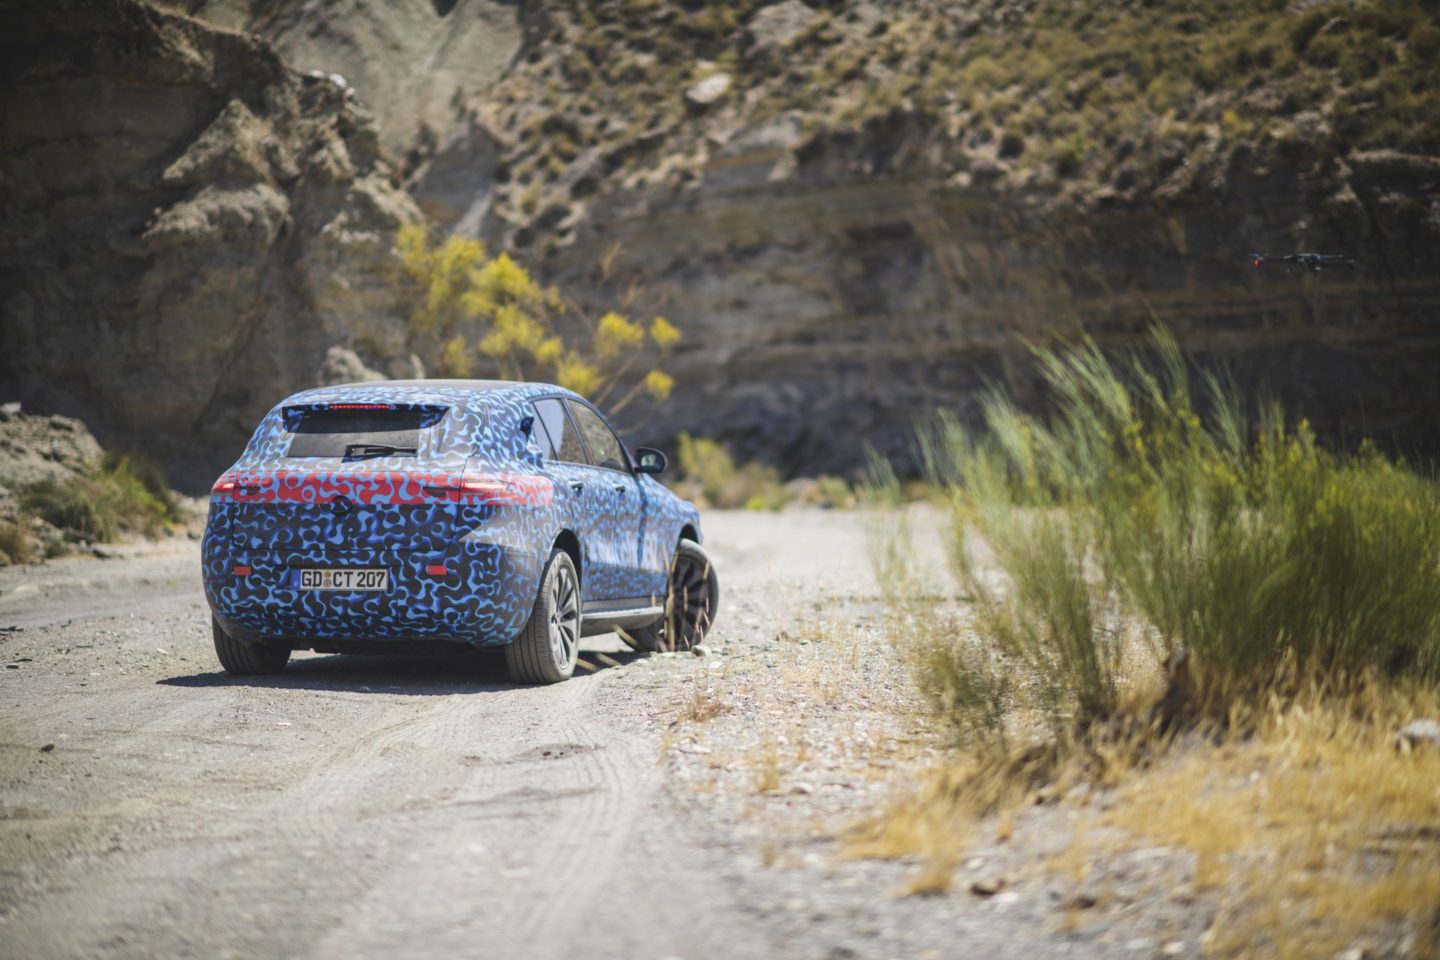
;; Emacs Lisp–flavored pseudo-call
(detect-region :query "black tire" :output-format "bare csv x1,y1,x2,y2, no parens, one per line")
212,616,290,675
506,549,581,684
622,539,719,653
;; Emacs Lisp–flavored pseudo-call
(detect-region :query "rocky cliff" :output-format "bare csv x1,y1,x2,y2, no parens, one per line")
0,0,423,485
5,0,1439,482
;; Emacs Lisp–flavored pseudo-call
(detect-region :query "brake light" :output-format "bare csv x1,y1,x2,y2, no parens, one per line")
327,403,394,410
212,476,237,499
425,563,450,577
423,474,553,506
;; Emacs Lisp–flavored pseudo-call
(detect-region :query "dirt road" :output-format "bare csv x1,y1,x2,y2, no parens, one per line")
0,511,884,960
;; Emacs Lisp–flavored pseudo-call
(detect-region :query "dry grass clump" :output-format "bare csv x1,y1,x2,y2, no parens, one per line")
671,432,853,511
859,328,1440,942
0,519,34,565
1102,684,1440,958
20,452,183,543
675,681,730,725
873,327,1440,749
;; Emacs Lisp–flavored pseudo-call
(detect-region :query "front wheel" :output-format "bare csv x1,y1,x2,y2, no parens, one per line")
623,539,719,653
507,549,581,684
212,616,290,675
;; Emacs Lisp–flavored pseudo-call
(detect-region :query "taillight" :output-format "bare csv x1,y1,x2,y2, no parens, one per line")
425,563,450,577
423,474,552,506
233,565,252,577
212,476,237,499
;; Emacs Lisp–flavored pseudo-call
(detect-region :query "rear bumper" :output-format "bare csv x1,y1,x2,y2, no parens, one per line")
202,529,541,647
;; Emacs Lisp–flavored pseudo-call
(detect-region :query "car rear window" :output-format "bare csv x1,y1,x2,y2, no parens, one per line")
285,407,432,458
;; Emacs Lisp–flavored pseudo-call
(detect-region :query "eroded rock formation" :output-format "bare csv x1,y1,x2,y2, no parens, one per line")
0,0,422,484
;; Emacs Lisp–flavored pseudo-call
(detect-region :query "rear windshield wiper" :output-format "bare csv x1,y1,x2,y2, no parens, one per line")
343,443,418,459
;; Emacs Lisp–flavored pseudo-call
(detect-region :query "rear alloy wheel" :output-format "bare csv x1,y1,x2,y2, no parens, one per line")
507,549,581,684
622,539,719,653
211,616,290,675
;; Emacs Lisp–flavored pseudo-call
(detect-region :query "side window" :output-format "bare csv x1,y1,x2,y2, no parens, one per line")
531,398,587,464
567,401,628,472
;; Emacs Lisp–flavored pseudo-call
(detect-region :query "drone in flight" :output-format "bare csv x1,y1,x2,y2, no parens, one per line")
1249,253,1357,276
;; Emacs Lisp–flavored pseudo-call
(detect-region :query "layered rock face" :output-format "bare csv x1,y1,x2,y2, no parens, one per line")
156,0,523,233
0,0,422,486
5,0,1438,484
550,131,1440,472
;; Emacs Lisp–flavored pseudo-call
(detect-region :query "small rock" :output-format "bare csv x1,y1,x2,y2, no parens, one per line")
692,644,711,658
1335,949,1371,960
1395,719,1440,753
790,781,815,795
970,877,1006,897
1161,942,1185,956
992,891,1021,906
685,73,731,110
1065,891,1100,910
39,743,54,753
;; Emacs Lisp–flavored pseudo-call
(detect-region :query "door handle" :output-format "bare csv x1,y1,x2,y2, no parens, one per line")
569,481,584,494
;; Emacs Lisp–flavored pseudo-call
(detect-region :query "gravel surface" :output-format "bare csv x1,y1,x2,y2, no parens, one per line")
0,510,1208,959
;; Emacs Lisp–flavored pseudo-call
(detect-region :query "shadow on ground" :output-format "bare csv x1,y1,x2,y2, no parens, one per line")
157,646,650,695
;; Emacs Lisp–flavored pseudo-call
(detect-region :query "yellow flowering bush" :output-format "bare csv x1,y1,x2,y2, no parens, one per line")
396,224,682,417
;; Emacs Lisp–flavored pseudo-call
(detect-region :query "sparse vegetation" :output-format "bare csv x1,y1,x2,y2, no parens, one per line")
480,0,1438,243
397,225,679,414
670,433,854,511
875,328,1440,747
859,328,1440,949
0,520,34,565
673,433,791,511
20,452,184,543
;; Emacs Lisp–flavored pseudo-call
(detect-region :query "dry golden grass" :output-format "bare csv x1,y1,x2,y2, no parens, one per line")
851,680,1440,950
751,736,783,795
674,682,730,725
1100,685,1440,959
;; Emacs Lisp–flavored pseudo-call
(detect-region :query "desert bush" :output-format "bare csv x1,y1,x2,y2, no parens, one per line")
0,520,33,565
21,453,184,543
397,226,680,415
876,328,1440,746
673,433,792,511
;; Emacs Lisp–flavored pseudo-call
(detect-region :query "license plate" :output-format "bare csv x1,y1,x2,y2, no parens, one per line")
291,568,389,591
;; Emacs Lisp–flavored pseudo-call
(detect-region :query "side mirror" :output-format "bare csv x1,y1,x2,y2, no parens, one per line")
633,447,667,475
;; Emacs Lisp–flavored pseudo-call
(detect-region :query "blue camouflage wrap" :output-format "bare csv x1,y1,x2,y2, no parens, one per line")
202,380,702,648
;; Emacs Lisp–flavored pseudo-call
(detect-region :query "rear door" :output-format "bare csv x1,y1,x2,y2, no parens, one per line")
562,400,655,600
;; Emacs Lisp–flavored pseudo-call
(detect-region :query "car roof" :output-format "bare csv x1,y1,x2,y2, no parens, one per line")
279,379,581,411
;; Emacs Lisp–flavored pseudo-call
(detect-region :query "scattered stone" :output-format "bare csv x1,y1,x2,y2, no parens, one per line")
969,877,1006,897
747,1,818,54
1065,890,1100,910
685,73,732,110
1395,719,1440,753
1161,942,1185,956
790,781,815,795
692,644,711,658
39,743,54,752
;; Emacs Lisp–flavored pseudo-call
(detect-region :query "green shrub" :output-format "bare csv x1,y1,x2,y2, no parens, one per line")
674,433,792,511
22,454,184,543
0,520,33,565
877,328,1440,745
